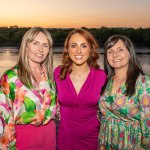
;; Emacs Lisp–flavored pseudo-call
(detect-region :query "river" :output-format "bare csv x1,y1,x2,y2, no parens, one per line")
0,47,150,77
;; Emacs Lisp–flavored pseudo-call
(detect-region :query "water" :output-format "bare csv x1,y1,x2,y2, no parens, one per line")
0,47,150,77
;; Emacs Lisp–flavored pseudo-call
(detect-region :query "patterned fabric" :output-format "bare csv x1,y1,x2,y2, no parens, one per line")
0,66,57,150
99,74,150,150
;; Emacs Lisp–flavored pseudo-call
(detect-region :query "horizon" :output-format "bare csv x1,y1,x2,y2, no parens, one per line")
0,26,150,29
0,0,150,28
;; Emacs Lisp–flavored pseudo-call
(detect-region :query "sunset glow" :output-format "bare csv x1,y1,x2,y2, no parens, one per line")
0,0,150,28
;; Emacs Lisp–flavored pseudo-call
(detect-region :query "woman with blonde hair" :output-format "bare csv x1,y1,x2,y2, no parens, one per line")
0,27,57,150
54,28,106,150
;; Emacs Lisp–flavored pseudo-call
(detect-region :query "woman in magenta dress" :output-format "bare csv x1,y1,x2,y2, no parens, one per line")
54,28,106,150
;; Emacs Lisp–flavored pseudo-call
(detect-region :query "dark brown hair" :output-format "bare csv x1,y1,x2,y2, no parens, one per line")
60,28,100,80
103,34,143,96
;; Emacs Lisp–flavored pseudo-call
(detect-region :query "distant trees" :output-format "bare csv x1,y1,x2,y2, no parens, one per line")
0,26,29,46
0,26,150,47
49,28,72,47
90,27,150,47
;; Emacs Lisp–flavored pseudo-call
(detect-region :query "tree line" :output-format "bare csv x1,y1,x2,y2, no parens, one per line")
0,26,150,47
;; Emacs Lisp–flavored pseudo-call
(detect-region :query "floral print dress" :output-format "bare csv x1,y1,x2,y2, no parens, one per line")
99,74,150,150
0,66,57,150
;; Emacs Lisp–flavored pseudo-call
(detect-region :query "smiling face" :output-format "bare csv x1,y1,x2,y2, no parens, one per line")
107,39,130,71
27,32,49,67
68,33,90,67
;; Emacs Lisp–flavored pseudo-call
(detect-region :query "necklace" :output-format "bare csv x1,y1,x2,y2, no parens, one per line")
76,74,83,78
72,67,90,78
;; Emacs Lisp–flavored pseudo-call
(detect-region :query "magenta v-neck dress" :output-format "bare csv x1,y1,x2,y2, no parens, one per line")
54,66,106,150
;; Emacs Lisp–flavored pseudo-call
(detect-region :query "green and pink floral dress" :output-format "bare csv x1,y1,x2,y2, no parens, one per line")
99,74,150,150
0,66,57,149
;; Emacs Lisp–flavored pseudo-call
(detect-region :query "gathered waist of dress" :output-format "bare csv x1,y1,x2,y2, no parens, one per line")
60,106,98,120
101,115,140,125
60,105,98,112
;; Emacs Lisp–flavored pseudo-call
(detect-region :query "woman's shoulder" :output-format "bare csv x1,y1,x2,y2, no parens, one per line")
91,67,106,77
54,66,61,75
143,74,150,80
136,73,150,87
1,66,17,80
91,67,107,84
138,73,150,81
54,66,61,80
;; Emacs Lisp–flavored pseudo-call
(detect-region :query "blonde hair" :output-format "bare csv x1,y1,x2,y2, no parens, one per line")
17,27,53,87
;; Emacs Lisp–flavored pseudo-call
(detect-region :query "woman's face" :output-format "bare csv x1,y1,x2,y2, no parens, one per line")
27,32,49,66
68,33,90,67
107,39,130,71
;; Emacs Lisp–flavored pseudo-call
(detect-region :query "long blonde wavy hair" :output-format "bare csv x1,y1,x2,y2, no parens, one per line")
17,27,53,87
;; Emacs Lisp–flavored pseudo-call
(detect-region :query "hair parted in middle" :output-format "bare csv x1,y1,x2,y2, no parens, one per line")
60,28,100,80
17,27,53,87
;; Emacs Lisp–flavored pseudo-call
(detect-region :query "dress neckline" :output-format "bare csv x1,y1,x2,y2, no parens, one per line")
67,67,92,96
107,78,126,96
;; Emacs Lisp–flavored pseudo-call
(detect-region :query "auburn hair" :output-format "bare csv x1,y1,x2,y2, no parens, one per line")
60,28,100,80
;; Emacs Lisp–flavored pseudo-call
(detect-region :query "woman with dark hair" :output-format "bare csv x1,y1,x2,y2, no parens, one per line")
54,28,106,150
0,27,57,150
98,35,150,149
